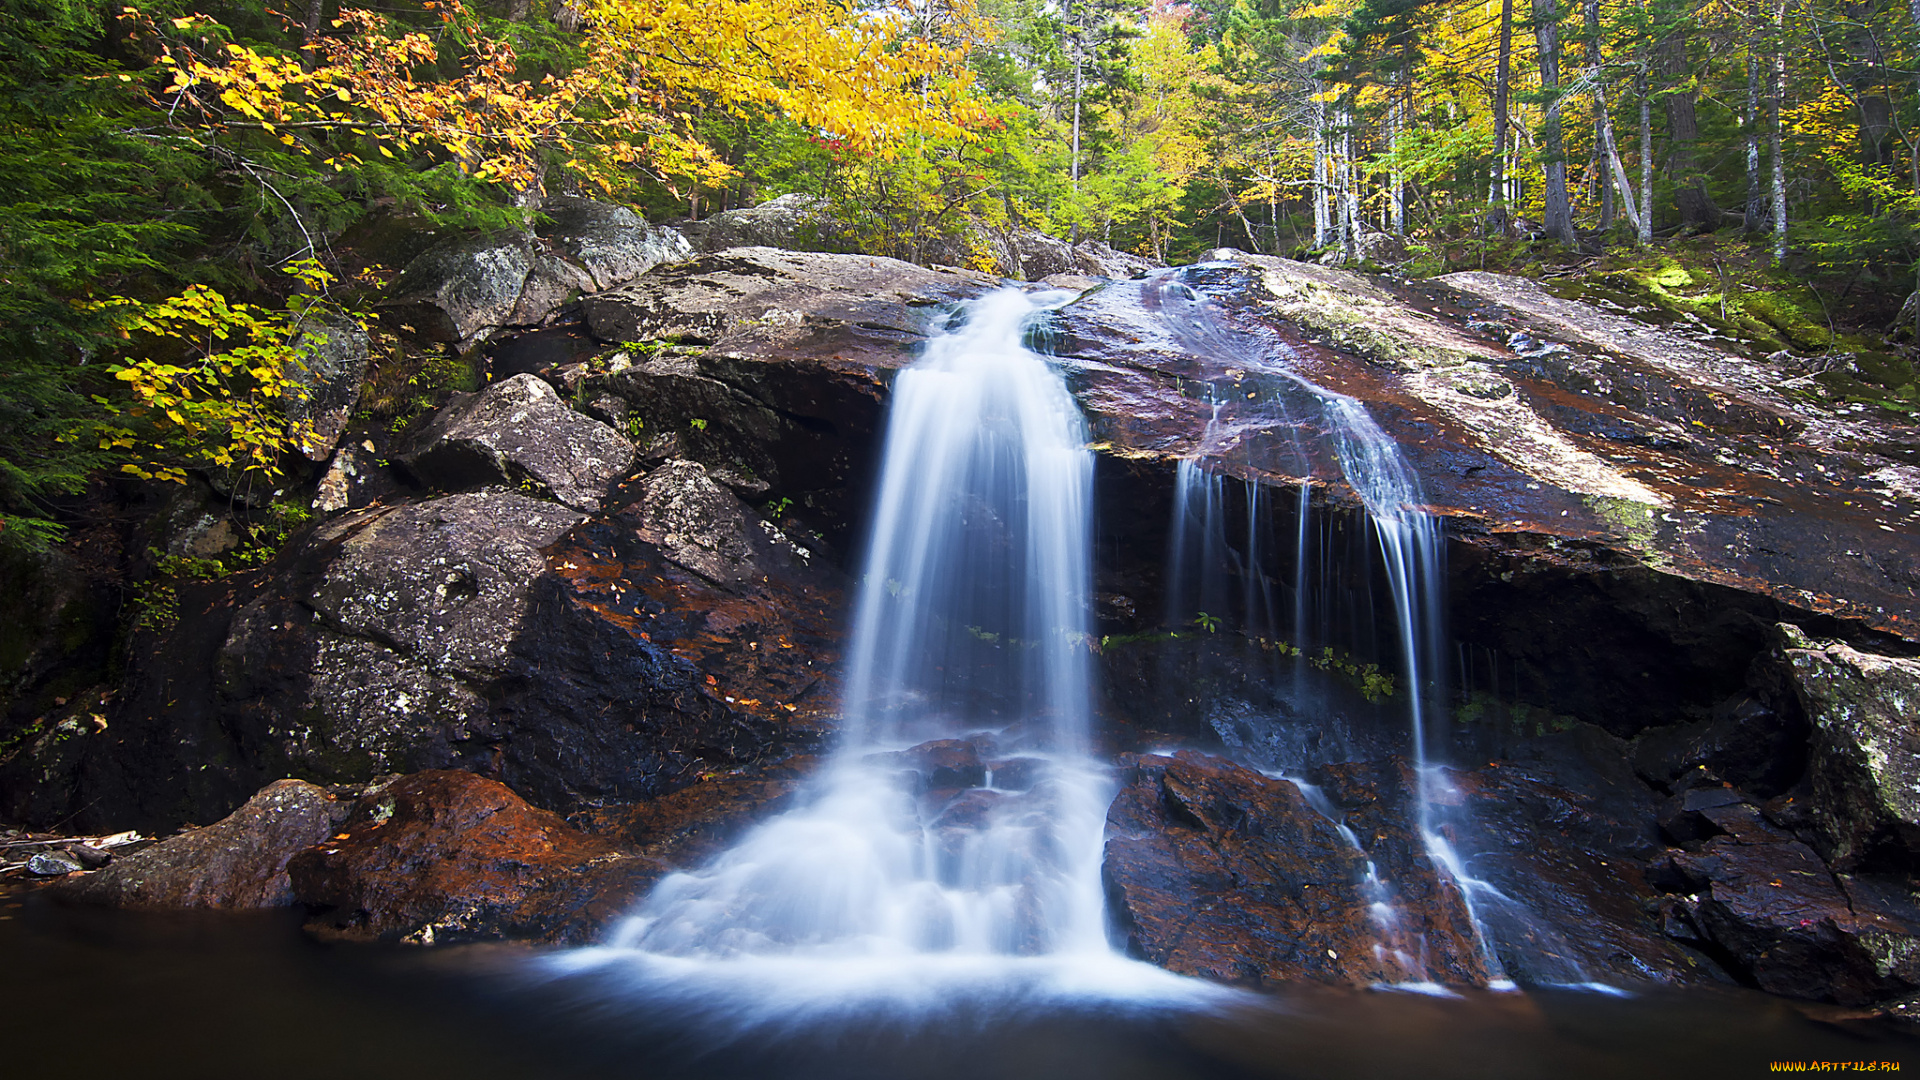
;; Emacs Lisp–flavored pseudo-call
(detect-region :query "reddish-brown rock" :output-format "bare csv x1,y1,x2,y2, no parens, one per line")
52,779,344,909
289,770,664,945
572,770,804,866
1667,805,1920,1004
1102,751,1488,988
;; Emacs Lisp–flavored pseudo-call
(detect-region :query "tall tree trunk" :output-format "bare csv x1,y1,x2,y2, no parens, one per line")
1662,37,1720,230
1747,51,1764,231
1586,0,1639,235
1340,104,1359,262
1489,0,1516,235
1313,89,1330,248
1638,66,1654,246
1534,0,1576,244
1771,0,1788,261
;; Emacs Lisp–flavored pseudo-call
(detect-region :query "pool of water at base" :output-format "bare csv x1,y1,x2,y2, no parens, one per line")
2,889,1913,1080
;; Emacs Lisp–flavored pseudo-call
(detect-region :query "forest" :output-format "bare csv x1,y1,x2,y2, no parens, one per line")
5,0,1920,548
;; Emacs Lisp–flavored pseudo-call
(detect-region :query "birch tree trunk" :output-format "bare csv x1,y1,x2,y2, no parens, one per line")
1490,0,1516,235
1638,67,1654,245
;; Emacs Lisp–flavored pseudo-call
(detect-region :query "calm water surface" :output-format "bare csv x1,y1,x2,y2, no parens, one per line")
2,888,1913,1080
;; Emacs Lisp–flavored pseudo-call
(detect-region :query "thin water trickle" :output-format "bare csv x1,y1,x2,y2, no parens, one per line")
1143,268,1596,988
558,287,1219,1022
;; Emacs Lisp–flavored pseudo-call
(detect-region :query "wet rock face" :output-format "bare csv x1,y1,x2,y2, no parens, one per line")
53,780,344,909
1102,751,1486,988
289,770,664,945
1778,627,1920,870
396,372,636,510
1661,802,1920,1005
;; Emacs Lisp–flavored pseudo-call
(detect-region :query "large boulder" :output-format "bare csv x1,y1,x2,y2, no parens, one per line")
1102,751,1487,988
382,232,535,349
1774,626,1920,870
51,779,344,909
677,193,842,253
290,770,663,945
396,372,636,510
581,246,984,347
285,311,370,462
538,195,692,291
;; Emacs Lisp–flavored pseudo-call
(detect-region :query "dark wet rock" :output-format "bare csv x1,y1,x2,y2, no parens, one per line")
1437,725,1715,986
1102,750,1486,988
862,739,988,795
677,194,842,254
573,771,805,866
51,779,343,907
382,232,535,349
290,770,663,945
26,851,83,876
1774,626,1920,871
396,372,636,510
1667,823,1920,1004
0,545,116,721
1633,687,1809,799
285,311,370,461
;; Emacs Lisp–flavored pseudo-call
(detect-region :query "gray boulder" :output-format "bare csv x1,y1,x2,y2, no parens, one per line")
632,460,759,585
1777,625,1920,869
52,779,345,908
539,195,693,290
381,232,535,349
284,311,370,461
679,193,841,253
306,491,584,681
396,372,636,511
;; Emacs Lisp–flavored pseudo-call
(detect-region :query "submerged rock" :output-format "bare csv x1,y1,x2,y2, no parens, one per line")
290,770,663,945
52,780,343,908
396,372,636,510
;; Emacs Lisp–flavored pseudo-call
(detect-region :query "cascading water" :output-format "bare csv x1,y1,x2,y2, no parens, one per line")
554,288,1213,1023
1138,267,1596,989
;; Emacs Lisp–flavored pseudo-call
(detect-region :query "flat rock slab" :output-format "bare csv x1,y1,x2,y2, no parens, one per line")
290,770,664,945
52,780,344,908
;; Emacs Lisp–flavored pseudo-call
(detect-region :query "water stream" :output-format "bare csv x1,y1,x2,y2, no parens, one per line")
555,287,1213,1022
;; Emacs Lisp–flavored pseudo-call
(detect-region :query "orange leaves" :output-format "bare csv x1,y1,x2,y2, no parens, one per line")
120,0,988,198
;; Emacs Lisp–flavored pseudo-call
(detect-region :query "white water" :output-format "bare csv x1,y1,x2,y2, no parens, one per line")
555,288,1219,1022
1143,269,1606,988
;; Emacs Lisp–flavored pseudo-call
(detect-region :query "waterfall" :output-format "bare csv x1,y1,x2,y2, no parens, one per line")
1143,268,1594,989
555,287,1212,1023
